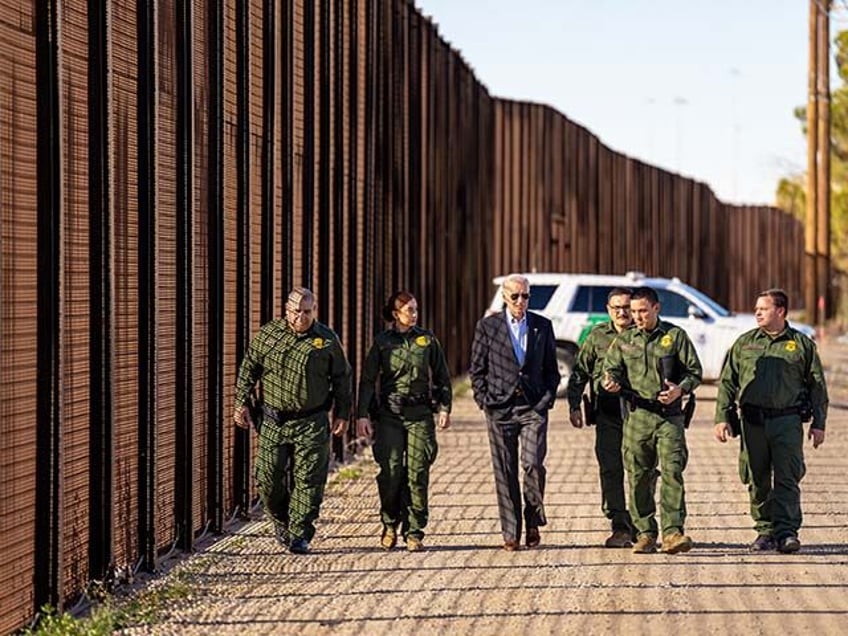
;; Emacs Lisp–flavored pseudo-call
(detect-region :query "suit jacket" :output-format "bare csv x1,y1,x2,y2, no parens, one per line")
470,310,560,411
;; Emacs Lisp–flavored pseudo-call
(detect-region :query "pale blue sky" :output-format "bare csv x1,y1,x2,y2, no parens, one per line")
415,0,848,205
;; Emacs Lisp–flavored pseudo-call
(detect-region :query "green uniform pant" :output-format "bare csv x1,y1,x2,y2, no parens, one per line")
739,414,805,539
623,410,688,537
595,409,633,532
255,414,330,542
372,412,438,539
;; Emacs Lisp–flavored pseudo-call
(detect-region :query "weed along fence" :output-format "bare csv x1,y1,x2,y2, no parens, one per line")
0,0,804,631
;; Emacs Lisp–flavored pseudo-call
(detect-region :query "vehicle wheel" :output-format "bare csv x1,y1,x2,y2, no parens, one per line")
555,344,577,397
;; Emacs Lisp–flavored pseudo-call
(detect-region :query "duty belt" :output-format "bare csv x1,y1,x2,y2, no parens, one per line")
382,391,432,407
262,401,329,423
628,393,682,417
382,391,433,416
741,403,804,425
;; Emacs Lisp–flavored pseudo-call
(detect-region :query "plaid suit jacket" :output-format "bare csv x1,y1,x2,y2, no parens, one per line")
469,310,560,411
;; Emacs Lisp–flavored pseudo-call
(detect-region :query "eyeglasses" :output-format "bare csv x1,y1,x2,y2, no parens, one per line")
608,305,630,312
507,293,531,301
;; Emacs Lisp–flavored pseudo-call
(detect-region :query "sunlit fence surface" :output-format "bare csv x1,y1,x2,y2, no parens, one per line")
0,0,803,631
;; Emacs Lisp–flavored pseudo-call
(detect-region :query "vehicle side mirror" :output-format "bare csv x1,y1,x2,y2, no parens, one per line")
687,305,706,319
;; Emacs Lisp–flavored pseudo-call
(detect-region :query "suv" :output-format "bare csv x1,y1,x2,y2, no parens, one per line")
486,272,815,396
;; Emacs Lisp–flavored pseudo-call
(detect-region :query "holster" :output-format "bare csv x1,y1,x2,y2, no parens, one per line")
682,393,696,429
247,387,263,433
725,404,741,438
582,394,596,426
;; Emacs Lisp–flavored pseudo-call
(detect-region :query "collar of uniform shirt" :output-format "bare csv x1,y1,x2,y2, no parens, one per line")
757,324,790,340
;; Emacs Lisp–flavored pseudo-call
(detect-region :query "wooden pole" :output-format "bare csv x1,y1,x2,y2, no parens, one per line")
805,0,819,324
816,0,831,322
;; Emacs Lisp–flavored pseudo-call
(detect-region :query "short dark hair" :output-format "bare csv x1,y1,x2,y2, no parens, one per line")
607,287,632,303
382,290,416,322
757,288,788,312
631,286,659,304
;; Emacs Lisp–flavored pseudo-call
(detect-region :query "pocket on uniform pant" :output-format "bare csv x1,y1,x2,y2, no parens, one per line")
371,430,387,465
424,433,439,467
789,453,806,483
738,447,751,485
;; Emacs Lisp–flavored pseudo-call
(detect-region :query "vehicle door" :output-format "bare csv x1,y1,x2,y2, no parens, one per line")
654,288,720,377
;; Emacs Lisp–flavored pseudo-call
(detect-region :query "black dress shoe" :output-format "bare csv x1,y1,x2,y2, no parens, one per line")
526,527,541,548
777,535,801,554
750,535,776,551
290,538,311,554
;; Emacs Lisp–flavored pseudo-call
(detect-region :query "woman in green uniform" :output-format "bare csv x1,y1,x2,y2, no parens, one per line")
356,291,452,552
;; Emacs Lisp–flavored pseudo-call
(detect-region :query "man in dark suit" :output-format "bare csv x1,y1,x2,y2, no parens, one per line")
470,274,561,551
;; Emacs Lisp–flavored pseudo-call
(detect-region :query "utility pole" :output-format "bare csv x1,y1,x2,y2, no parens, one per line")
816,0,831,323
805,0,818,324
806,0,831,326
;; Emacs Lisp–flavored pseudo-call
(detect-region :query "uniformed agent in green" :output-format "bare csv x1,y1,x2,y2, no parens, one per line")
356,291,452,552
602,286,702,555
233,287,352,555
714,288,827,554
566,287,635,548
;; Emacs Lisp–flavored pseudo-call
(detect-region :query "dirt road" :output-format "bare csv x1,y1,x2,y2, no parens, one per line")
122,339,848,635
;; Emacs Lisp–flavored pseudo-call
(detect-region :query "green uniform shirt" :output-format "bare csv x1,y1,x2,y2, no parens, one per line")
566,320,629,411
603,319,702,398
356,325,452,418
714,323,828,430
234,319,352,419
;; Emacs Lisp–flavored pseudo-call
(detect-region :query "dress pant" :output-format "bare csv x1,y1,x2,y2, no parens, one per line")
485,400,548,543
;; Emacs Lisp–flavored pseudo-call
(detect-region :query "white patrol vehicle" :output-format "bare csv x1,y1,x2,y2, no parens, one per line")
486,271,816,396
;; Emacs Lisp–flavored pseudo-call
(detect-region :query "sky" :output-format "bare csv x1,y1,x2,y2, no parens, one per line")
414,0,848,206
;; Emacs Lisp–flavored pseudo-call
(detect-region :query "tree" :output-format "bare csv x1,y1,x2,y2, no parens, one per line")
783,30,848,273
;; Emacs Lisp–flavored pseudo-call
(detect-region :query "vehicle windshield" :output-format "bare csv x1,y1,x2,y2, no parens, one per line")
494,283,557,311
680,284,731,317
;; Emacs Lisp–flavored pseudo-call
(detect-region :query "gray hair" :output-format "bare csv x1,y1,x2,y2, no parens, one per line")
501,274,529,292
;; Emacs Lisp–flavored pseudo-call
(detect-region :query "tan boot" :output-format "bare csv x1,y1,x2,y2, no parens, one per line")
380,525,397,550
632,534,657,554
406,536,425,552
661,532,693,554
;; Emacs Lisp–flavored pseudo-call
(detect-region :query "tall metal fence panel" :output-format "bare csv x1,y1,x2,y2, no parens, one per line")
490,100,804,310
0,0,804,631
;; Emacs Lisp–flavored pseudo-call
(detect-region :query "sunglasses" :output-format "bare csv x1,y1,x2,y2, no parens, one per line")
507,293,531,301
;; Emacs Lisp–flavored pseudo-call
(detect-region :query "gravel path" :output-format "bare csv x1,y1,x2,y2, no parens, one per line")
120,338,848,636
